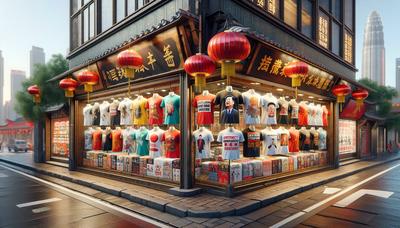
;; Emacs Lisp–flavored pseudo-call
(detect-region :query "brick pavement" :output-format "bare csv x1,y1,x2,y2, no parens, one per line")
0,151,399,222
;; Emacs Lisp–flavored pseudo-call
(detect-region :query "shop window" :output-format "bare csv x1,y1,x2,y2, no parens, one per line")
332,21,340,55
332,0,341,20
344,0,353,30
319,0,330,11
101,0,113,32
318,11,329,49
301,0,313,38
344,30,353,63
284,0,298,29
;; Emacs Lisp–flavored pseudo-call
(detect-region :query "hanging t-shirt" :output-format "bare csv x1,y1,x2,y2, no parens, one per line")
100,101,111,126
84,128,94,150
289,99,299,120
278,97,289,124
277,128,290,154
162,129,180,158
131,97,148,125
102,130,112,151
217,128,244,160
261,128,279,155
133,128,149,156
146,128,165,158
146,95,164,125
118,98,133,126
242,90,262,124
193,93,216,125
192,128,214,159
92,103,100,126
261,93,279,125
111,129,123,152
109,100,121,126
288,128,300,153
308,103,317,126
161,94,180,125
122,127,136,154
310,129,319,150
298,102,309,126
215,89,243,124
322,105,329,127
92,129,103,150
242,128,262,157
299,129,311,151
83,104,93,126
318,128,327,150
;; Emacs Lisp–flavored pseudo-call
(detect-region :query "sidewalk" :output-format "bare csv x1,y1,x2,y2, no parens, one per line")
0,151,399,219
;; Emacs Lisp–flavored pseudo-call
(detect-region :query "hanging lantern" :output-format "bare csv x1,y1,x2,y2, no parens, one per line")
283,61,309,87
352,88,369,110
116,49,143,79
332,84,352,111
76,70,99,93
207,31,251,80
27,85,41,104
59,78,79,98
184,53,216,91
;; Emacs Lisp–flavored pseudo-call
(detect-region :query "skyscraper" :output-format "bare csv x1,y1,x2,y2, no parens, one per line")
29,46,45,77
396,58,400,96
9,70,26,120
361,11,386,86
0,51,4,123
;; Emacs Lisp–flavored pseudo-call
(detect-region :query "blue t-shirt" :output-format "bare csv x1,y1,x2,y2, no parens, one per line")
133,128,149,156
161,94,180,124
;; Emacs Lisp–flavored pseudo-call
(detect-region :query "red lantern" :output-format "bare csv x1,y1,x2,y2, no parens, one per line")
184,53,216,91
76,70,99,93
352,88,369,109
116,49,143,79
27,85,41,104
332,84,352,104
59,78,79,98
207,31,251,80
283,61,309,87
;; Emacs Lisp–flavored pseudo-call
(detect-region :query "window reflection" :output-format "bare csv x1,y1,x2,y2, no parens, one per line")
284,0,297,28
332,0,341,19
344,0,353,30
116,0,126,22
301,0,313,38
71,16,81,50
101,0,113,32
319,0,330,11
332,21,340,55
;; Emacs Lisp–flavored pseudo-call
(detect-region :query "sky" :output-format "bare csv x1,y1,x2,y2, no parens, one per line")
0,0,399,105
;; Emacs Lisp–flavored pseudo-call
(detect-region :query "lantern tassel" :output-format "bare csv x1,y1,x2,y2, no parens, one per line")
84,84,93,93
65,90,74,98
194,74,206,93
221,61,236,79
337,95,345,104
355,99,363,112
292,76,301,87
128,76,131,98
87,92,90,103
125,68,135,79
33,95,41,104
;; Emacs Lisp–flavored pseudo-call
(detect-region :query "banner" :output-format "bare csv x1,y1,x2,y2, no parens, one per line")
339,119,356,154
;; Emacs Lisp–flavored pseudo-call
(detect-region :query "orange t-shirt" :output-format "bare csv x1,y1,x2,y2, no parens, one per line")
111,130,123,152
92,130,103,150
298,103,309,126
289,128,300,153
322,106,329,127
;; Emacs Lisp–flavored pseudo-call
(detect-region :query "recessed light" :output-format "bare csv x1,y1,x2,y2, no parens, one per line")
217,83,221,86
285,96,290,98
318,98,323,101
161,89,167,92
276,88,284,92
146,92,151,95
298,93,304,97
308,96,314,99
250,82,260,85
221,82,225,85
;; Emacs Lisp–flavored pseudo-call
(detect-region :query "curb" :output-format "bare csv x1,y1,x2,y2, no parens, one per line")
1,155,400,218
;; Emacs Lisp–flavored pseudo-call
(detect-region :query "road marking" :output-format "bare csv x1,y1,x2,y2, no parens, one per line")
0,163,171,228
32,207,51,213
270,163,400,228
334,189,393,207
17,198,62,208
323,187,342,195
0,172,8,177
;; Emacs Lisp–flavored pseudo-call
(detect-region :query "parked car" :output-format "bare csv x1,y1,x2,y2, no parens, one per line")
8,140,28,152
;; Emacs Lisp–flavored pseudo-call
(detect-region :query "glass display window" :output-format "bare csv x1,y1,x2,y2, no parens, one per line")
51,117,70,160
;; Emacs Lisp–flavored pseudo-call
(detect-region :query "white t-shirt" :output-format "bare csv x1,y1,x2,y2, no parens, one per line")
100,101,111,126
308,103,316,126
242,90,262,124
109,100,120,117
315,104,323,126
261,128,279,155
217,128,244,160
261,93,279,125
83,104,93,126
146,127,165,158
277,128,290,154
122,127,136,154
118,98,133,125
193,128,214,159
289,99,299,119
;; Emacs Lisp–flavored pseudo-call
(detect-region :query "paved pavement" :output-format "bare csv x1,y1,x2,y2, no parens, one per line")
0,164,168,227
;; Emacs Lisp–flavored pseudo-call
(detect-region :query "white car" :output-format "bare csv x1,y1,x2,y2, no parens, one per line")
9,140,28,152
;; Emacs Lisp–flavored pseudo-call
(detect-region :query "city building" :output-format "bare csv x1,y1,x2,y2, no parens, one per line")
29,46,45,77
0,51,4,124
9,70,26,120
396,58,400,95
361,11,386,85
47,0,378,197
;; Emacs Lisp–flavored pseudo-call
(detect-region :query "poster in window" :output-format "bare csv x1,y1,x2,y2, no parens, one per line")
52,118,69,158
339,120,356,154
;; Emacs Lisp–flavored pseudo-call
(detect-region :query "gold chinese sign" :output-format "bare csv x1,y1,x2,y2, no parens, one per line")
247,44,337,95
97,27,185,87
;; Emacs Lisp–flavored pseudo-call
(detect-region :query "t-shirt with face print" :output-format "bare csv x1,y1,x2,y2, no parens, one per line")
261,93,279,125
146,127,165,158
118,98,134,126
162,129,180,158
261,128,279,155
100,101,111,126
92,103,101,126
133,127,149,156
109,100,121,126
278,97,289,124
217,128,245,160
160,94,180,125
131,96,148,125
145,94,164,125
242,90,262,124
193,128,214,159
277,128,290,154
288,99,299,119
215,89,243,124
83,104,93,126
122,127,136,154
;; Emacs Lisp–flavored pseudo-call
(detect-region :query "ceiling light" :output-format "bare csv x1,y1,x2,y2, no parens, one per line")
221,82,225,85
276,88,284,92
217,83,221,86
318,98,323,101
250,82,260,85
146,92,151,95
308,96,314,99
161,89,167,92
298,93,304,97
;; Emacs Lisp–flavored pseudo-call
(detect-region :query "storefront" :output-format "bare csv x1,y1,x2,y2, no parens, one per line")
0,119,34,150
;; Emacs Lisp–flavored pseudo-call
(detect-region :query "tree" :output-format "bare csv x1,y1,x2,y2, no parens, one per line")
15,54,68,121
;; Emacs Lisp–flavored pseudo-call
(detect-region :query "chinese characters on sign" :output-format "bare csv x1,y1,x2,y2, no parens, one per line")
339,120,356,154
97,27,184,87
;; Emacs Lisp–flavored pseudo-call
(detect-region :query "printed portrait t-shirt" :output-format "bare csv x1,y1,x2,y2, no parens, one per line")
242,90,262,124
261,93,279,125
122,127,136,154
146,128,165,158
278,98,289,124
193,93,216,125
277,128,290,154
161,94,180,125
242,128,263,157
215,89,243,124
217,128,245,160
146,94,164,125
100,101,111,126
162,129,181,158
289,99,299,119
131,96,148,125
83,104,93,126
118,98,133,125
133,128,149,156
192,128,214,159
92,103,100,126
261,128,279,155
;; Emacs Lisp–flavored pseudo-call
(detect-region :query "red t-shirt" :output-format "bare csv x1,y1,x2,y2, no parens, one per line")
289,128,300,153
298,103,309,126
92,130,103,150
111,130,123,152
145,95,164,125
162,129,180,158
193,94,216,125
322,106,329,127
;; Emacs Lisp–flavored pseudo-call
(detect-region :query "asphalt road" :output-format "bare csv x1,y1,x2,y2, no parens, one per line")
0,164,168,228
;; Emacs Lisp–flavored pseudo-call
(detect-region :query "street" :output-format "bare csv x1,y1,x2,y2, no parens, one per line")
0,164,169,228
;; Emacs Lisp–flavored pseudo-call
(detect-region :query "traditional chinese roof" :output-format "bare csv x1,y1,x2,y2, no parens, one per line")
44,103,69,113
0,119,34,135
